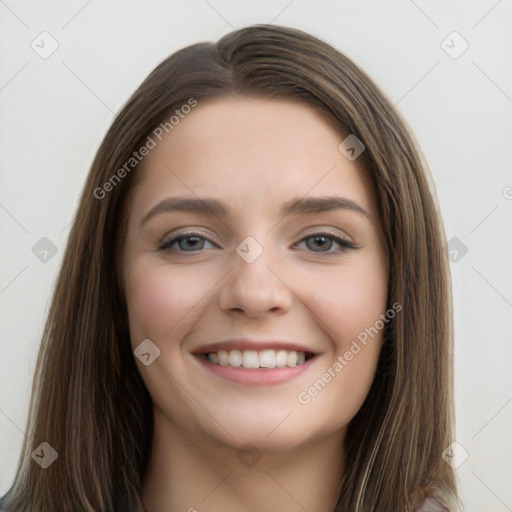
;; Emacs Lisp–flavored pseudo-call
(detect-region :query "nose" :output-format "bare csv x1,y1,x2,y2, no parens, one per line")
217,241,293,319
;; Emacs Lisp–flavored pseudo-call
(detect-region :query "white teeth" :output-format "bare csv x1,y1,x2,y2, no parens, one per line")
228,349,242,367
203,348,311,368
287,351,298,367
259,350,276,368
218,349,229,366
242,350,259,368
275,350,288,367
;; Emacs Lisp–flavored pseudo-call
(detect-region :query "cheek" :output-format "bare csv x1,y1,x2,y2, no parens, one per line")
293,255,388,424
303,255,388,346
125,260,209,340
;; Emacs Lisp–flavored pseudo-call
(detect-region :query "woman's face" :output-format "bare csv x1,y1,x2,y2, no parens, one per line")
122,97,389,452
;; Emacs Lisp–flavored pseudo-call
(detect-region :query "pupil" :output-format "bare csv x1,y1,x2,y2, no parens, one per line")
310,236,330,251
182,237,201,250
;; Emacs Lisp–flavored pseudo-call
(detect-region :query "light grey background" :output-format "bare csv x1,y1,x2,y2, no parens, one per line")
1,1,511,510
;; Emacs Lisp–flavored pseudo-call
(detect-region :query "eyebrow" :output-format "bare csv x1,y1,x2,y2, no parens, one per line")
140,195,371,227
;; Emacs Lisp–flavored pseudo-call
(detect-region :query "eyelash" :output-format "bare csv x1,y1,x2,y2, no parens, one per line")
158,231,356,255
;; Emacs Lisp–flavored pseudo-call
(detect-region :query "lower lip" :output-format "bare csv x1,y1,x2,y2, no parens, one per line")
193,355,316,385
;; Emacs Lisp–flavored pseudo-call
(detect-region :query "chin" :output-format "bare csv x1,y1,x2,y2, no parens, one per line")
196,407,339,455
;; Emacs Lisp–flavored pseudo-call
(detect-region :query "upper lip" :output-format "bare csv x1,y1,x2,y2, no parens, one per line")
192,338,319,355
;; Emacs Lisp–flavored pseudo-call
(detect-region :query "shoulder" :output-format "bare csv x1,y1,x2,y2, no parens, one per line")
416,494,450,511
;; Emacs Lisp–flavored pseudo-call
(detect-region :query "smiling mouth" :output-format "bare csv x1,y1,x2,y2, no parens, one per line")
198,349,315,369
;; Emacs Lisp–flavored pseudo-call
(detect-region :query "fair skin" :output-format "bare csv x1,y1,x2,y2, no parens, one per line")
122,97,389,512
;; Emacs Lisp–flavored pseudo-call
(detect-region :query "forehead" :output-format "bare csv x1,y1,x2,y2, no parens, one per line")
132,97,376,219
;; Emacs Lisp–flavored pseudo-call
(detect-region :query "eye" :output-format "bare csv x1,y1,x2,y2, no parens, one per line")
293,232,356,255
159,232,216,252
158,231,356,255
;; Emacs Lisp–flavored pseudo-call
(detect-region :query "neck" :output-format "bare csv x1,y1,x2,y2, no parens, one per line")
140,412,346,512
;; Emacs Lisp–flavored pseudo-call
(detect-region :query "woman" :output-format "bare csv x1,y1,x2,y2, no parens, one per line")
0,24,460,511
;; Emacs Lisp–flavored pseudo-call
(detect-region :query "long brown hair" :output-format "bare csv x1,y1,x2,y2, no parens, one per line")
0,24,459,511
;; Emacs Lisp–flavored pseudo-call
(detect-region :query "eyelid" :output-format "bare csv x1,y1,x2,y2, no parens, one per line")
297,226,354,244
158,229,217,250
292,231,357,253
158,228,357,254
